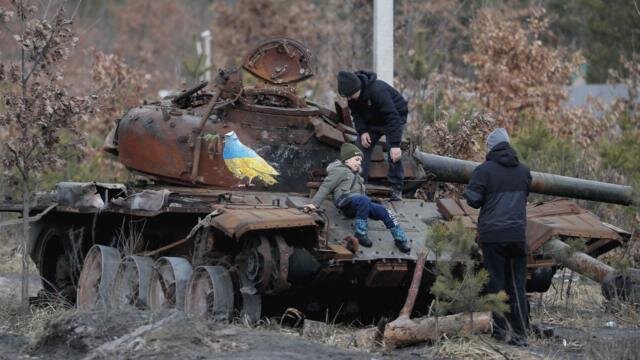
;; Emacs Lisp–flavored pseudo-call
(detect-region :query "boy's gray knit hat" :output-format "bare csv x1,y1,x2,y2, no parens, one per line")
486,128,510,151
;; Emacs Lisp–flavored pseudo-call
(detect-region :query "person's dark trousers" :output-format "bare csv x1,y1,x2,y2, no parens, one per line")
356,131,404,191
338,195,397,228
481,241,529,341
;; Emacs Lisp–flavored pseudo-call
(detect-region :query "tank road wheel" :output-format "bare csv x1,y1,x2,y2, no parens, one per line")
239,275,262,324
241,235,274,292
185,266,235,322
272,235,293,293
237,235,272,323
111,255,154,309
148,257,193,311
76,245,122,310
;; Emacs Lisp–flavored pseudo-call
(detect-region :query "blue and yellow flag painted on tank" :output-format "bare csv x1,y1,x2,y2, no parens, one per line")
223,131,279,186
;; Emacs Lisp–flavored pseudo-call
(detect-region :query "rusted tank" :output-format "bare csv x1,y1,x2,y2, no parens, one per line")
0,38,635,322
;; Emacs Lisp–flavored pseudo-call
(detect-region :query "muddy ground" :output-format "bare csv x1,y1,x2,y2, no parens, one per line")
0,271,639,360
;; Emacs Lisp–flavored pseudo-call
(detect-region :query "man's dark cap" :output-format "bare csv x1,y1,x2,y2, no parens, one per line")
337,70,361,97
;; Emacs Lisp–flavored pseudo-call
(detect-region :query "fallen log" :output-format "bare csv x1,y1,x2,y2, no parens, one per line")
384,311,492,348
382,251,492,348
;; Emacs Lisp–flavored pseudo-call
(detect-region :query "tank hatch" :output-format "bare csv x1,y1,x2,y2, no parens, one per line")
242,38,315,85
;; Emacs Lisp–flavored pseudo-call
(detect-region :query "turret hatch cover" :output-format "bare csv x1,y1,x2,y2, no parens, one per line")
242,38,315,85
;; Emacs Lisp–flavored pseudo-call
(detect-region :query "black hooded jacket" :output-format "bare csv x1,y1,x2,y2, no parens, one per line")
463,142,532,243
347,70,408,147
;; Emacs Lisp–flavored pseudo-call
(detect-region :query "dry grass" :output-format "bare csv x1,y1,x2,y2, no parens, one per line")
115,218,148,256
236,308,360,349
258,274,640,359
306,323,358,348
249,310,547,359
0,225,37,274
0,235,68,339
432,335,541,359
0,295,70,336
533,275,640,329
528,274,640,360
0,291,634,360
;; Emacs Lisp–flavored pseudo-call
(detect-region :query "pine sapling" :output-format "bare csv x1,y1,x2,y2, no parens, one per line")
428,218,509,332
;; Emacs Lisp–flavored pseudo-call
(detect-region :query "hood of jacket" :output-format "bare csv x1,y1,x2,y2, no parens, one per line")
354,70,377,90
486,142,520,167
327,159,358,174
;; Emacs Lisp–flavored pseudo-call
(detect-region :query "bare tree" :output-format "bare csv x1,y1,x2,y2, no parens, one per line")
0,0,93,311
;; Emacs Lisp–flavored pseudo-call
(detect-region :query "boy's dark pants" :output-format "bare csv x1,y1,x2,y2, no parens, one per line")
356,131,404,190
338,195,396,228
481,241,529,341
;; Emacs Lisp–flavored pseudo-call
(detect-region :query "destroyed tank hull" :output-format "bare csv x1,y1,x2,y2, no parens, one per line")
0,38,635,321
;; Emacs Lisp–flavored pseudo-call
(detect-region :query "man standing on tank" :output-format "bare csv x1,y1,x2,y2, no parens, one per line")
337,70,408,201
463,128,532,347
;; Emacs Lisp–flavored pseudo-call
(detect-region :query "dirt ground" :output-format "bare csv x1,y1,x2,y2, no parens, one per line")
0,231,638,359
0,275,374,360
0,272,638,360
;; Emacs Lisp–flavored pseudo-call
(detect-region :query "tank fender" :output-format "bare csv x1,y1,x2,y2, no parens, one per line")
207,207,316,239
56,182,127,209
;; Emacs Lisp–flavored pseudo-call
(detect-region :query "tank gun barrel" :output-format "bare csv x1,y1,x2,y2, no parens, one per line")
413,151,634,205
543,239,640,302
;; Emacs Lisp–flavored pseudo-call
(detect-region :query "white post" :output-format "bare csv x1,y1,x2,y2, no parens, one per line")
373,0,394,85
200,30,212,82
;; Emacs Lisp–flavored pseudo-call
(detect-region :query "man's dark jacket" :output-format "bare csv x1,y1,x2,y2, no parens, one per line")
347,70,408,147
463,142,532,243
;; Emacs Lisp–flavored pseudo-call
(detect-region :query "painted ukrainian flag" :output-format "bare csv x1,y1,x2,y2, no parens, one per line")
223,131,279,186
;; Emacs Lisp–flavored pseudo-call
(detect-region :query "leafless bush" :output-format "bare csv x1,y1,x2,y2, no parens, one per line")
115,218,146,256
90,51,149,135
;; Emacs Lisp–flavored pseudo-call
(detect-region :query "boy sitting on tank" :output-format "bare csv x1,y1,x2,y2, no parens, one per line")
304,143,411,254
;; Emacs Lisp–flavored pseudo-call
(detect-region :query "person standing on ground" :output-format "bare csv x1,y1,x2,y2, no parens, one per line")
337,70,408,201
304,143,411,254
463,128,532,347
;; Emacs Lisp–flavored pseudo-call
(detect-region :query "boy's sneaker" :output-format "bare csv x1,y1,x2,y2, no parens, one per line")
395,240,411,254
355,233,372,247
390,226,411,253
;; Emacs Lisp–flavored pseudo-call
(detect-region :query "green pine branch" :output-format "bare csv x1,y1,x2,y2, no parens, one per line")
428,218,509,318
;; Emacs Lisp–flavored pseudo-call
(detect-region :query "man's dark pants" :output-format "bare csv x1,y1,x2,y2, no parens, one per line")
356,131,404,190
481,241,529,341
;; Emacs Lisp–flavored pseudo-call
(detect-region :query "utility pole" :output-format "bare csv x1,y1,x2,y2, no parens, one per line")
373,0,394,85
200,30,212,82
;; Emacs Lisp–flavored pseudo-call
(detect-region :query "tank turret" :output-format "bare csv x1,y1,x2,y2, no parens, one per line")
104,38,417,194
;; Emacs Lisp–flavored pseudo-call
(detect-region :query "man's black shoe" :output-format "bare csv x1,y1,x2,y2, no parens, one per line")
491,329,507,342
531,323,554,339
395,240,411,254
491,334,506,342
355,233,372,247
507,338,528,347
